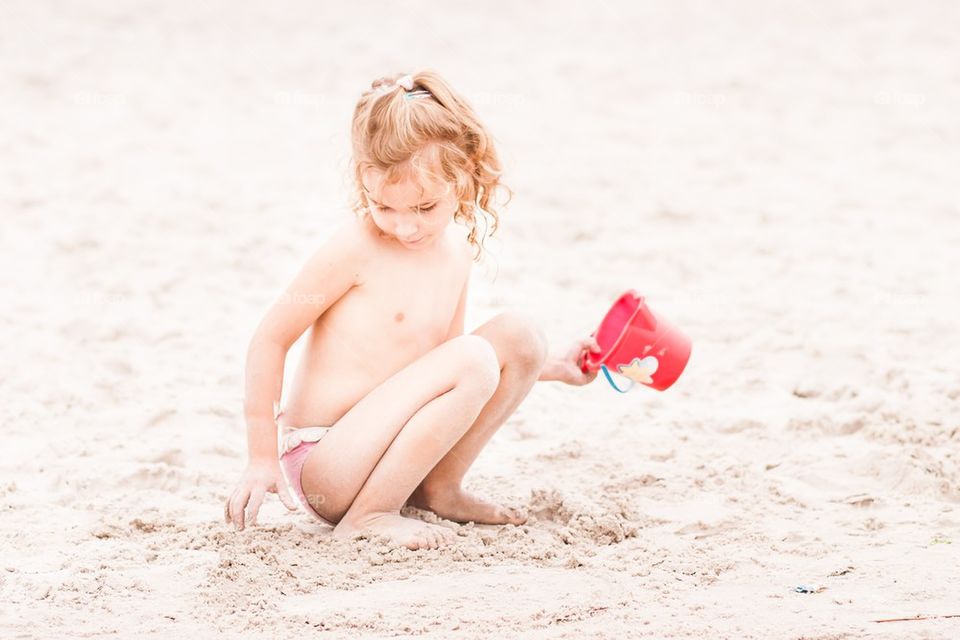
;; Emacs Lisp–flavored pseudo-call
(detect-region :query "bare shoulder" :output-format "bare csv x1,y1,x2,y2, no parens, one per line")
253,217,369,349
331,215,371,251
278,217,371,301
311,216,371,273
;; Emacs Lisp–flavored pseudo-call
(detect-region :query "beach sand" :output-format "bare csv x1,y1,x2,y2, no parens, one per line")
2,1,958,637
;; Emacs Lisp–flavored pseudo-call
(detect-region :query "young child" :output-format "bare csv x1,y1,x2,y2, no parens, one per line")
224,70,601,550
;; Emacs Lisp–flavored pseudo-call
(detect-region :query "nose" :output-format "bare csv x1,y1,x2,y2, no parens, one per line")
395,220,419,239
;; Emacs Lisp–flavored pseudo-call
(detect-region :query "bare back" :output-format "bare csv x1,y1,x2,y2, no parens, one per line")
280,215,473,427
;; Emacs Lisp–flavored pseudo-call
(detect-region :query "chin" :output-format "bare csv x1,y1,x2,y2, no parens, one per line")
399,234,433,248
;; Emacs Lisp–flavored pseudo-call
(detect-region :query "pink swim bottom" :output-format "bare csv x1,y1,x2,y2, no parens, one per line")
278,425,337,527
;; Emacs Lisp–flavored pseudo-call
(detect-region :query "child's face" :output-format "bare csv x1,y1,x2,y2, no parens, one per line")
361,167,457,250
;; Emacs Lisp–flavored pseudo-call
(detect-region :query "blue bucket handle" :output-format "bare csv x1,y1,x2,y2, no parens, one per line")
600,364,636,393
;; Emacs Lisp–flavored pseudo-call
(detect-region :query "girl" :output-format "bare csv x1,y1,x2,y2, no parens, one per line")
224,70,601,550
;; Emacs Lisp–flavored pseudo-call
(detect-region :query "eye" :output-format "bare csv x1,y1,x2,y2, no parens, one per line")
419,204,437,213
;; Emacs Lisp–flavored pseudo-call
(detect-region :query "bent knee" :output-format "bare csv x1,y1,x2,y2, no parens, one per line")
448,334,501,395
496,311,549,369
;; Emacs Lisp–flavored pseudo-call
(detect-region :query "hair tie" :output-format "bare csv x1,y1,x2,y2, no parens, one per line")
404,89,432,101
371,74,432,100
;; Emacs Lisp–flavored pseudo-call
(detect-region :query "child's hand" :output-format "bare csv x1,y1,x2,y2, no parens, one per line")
224,459,297,531
549,336,603,386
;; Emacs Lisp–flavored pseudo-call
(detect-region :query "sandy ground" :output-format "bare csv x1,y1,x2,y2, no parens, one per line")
2,0,959,638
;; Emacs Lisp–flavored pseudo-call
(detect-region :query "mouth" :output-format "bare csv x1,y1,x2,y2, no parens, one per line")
399,235,427,245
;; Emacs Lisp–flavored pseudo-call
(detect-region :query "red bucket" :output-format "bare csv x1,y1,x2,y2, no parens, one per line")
580,290,691,392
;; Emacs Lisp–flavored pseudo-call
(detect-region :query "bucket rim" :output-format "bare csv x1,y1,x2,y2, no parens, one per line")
587,289,644,370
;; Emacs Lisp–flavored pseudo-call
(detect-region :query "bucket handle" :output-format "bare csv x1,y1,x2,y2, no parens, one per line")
578,349,633,392
600,364,635,393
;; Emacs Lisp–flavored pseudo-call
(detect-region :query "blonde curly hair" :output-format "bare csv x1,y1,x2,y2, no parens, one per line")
349,70,510,261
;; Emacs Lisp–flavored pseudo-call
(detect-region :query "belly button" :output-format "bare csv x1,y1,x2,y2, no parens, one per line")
394,312,404,322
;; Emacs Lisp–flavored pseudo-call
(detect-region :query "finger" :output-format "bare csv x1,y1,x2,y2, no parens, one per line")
572,369,596,385
568,343,588,360
578,337,602,358
276,483,298,511
224,492,233,524
247,486,266,526
230,488,251,531
570,336,589,350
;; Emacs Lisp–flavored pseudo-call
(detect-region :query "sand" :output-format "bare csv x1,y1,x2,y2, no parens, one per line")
2,0,959,638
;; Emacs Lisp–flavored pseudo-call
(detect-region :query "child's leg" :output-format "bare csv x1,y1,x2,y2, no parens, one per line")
298,334,501,549
407,312,548,525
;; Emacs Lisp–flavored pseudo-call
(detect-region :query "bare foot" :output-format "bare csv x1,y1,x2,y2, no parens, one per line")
407,484,528,525
333,512,455,550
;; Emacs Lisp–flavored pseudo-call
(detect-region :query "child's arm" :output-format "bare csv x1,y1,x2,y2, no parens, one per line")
226,223,363,530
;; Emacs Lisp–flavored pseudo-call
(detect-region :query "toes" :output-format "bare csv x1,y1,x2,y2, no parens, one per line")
437,525,456,544
500,506,527,524
494,505,514,523
415,527,451,549
406,537,425,550
510,508,529,524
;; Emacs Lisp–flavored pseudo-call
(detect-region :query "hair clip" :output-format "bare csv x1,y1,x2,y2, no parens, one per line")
371,74,431,100
404,89,432,100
